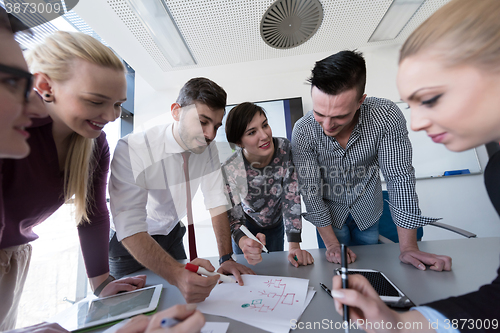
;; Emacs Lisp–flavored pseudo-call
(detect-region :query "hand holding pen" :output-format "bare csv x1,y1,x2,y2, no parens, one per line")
238,225,267,265
115,304,204,333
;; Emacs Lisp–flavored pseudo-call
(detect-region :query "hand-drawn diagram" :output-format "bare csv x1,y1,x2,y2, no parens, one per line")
241,278,300,312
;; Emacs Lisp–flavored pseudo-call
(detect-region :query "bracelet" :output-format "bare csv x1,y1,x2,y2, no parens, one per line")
94,275,116,296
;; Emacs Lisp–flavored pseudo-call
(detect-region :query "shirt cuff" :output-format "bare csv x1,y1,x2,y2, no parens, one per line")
301,210,332,228
232,228,246,248
286,231,302,243
387,200,441,229
412,306,460,333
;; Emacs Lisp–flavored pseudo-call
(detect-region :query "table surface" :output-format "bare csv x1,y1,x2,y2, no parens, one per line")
91,237,500,333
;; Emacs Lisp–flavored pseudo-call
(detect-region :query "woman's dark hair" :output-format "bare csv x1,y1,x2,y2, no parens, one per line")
176,77,227,111
0,7,30,34
308,50,366,99
225,102,267,144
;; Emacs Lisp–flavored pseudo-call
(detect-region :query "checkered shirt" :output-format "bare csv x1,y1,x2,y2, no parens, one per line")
291,97,439,230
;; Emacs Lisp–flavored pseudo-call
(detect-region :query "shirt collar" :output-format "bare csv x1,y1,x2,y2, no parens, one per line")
164,122,185,154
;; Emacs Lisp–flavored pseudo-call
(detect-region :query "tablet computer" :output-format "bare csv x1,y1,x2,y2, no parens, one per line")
334,268,415,309
54,284,162,331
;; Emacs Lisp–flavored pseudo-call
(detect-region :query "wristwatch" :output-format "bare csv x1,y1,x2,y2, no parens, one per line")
219,252,236,265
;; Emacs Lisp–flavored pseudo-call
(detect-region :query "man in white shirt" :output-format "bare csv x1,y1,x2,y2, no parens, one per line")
109,78,254,303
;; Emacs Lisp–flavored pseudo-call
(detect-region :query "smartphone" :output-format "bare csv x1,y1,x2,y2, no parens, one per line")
334,268,415,309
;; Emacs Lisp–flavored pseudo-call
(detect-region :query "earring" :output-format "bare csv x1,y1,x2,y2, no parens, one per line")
43,93,53,103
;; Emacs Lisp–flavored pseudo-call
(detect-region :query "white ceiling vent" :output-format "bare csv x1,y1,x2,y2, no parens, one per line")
260,0,323,49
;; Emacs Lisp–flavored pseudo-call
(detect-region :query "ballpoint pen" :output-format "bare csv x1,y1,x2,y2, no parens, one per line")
160,317,180,328
319,282,333,297
341,244,350,333
239,225,269,253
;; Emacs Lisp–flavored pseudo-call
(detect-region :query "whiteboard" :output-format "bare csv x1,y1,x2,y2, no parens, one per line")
396,102,481,179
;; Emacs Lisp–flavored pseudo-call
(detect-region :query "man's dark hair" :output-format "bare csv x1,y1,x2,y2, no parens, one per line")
0,6,30,34
176,77,227,112
308,50,366,99
225,102,267,144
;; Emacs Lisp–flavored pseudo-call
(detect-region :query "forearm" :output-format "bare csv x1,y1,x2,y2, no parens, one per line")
122,232,183,285
398,310,436,333
210,208,233,256
397,226,419,252
89,273,109,291
317,225,339,248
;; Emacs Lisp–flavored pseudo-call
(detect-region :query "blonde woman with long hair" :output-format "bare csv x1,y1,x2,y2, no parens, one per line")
330,0,500,331
0,30,146,330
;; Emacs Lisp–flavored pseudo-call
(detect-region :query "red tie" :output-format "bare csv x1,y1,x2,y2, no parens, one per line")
182,152,197,261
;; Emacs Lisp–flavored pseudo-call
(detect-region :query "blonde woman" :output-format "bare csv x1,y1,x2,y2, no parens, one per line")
0,30,145,330
331,0,500,331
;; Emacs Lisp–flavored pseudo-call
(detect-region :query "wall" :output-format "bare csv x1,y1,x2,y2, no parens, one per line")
133,45,500,256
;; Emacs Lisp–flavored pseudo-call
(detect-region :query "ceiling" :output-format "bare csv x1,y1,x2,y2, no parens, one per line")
73,0,451,90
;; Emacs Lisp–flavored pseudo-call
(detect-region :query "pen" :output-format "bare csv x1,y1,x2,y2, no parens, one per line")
160,317,180,328
239,225,269,253
184,263,236,283
319,282,333,297
341,244,350,333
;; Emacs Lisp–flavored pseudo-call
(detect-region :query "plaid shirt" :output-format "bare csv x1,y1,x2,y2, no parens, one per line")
291,97,439,230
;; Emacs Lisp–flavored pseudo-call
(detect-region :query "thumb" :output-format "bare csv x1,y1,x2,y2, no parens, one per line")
256,233,266,245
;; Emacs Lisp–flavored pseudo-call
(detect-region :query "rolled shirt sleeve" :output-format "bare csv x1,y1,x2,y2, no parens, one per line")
109,136,150,242
378,103,440,229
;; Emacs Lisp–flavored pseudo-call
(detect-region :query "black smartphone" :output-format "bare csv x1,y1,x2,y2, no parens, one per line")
334,268,416,309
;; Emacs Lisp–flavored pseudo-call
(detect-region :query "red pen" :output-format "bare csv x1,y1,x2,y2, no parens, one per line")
184,263,236,283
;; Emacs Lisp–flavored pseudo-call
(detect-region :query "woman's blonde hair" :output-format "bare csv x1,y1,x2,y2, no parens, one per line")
27,31,124,225
400,0,500,71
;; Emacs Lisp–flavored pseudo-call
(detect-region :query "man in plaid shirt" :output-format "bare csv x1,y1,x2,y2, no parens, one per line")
292,50,452,271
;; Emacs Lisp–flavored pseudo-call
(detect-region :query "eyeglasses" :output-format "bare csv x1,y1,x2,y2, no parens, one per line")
0,64,34,103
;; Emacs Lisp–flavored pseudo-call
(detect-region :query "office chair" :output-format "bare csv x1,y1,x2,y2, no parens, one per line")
316,191,476,248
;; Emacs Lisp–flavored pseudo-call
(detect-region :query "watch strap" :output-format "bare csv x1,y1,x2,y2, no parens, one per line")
219,252,235,265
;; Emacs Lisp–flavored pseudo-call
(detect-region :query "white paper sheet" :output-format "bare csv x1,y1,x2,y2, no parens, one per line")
197,275,314,333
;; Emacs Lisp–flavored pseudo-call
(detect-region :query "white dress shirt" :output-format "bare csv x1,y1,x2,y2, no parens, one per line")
109,123,228,242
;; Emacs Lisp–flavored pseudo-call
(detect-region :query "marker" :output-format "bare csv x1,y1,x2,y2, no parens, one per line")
341,244,350,333
319,282,333,297
160,317,180,328
185,263,236,283
239,225,269,253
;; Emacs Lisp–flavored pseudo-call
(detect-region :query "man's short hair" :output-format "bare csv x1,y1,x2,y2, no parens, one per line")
0,6,30,34
176,77,227,112
308,50,366,99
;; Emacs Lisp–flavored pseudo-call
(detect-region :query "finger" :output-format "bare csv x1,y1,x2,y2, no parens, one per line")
245,238,263,250
191,258,215,272
229,268,244,286
428,255,452,271
305,251,315,265
407,256,426,271
348,249,357,263
244,253,262,265
256,233,266,246
117,315,150,333
169,310,205,333
117,275,147,288
441,255,452,271
288,253,299,267
429,256,452,272
149,304,197,327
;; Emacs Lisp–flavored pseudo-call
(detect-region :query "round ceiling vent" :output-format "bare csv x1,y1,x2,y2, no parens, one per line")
260,0,323,49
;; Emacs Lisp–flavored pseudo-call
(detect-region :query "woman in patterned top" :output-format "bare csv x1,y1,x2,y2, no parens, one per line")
222,102,314,267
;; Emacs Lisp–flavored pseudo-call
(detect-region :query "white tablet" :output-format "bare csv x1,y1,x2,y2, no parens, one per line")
54,284,162,331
